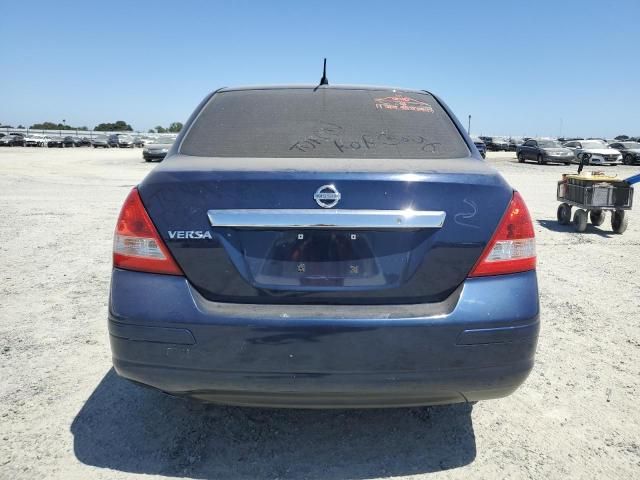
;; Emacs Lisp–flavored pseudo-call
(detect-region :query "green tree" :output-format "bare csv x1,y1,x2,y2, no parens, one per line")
94,121,133,131
30,121,75,130
155,125,167,133
168,122,183,133
148,129,155,133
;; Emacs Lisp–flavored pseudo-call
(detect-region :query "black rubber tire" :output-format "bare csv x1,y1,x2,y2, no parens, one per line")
557,203,572,225
537,154,546,165
590,210,605,226
623,154,634,165
517,152,525,163
564,162,571,165
573,209,587,232
611,210,628,234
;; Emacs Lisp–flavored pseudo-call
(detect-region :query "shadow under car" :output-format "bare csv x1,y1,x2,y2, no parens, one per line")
71,369,477,479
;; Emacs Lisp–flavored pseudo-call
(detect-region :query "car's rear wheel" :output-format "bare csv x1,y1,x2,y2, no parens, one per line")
573,209,587,232
517,152,525,163
590,210,605,226
623,154,634,165
611,210,628,234
557,203,571,225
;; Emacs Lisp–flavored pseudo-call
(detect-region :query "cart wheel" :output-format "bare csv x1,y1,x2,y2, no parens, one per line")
557,203,572,225
589,210,605,226
573,209,587,232
611,210,628,234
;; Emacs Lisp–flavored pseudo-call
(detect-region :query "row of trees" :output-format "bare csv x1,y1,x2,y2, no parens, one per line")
94,121,133,131
149,122,183,133
20,120,183,133
30,121,88,130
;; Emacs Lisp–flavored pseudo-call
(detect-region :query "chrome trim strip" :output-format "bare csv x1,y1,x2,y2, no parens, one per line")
207,209,446,229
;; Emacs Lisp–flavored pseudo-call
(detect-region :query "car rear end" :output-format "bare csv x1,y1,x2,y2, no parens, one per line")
473,139,487,158
108,86,539,408
117,135,134,148
142,144,170,161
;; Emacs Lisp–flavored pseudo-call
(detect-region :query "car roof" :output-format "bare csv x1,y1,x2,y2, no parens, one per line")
217,84,431,95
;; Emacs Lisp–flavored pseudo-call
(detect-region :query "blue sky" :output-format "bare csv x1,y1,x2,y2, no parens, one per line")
2,0,639,137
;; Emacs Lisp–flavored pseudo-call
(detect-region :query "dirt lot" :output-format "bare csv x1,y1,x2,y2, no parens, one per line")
0,147,638,479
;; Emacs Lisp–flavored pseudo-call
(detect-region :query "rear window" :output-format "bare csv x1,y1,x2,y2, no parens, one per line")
180,88,469,159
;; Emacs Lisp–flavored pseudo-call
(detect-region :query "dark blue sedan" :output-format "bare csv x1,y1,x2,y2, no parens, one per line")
109,85,539,408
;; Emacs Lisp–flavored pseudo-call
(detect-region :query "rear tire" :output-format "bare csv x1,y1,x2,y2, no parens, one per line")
573,209,587,232
590,210,605,226
611,210,628,234
623,154,633,165
557,203,572,225
517,152,525,163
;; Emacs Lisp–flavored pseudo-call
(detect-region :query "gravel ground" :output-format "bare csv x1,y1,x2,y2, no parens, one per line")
0,147,638,479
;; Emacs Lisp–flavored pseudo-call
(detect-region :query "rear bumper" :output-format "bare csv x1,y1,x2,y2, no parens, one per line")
589,156,622,165
109,268,540,408
143,152,167,160
543,155,573,163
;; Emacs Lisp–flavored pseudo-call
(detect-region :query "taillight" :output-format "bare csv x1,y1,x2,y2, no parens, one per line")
113,188,183,275
468,191,536,277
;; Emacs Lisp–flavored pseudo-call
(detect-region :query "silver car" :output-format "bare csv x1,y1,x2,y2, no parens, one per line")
563,140,622,165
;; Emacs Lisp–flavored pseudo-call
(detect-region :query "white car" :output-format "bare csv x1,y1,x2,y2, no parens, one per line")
563,140,622,166
24,134,47,147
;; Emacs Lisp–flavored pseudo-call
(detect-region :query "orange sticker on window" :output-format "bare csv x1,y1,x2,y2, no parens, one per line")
374,96,434,113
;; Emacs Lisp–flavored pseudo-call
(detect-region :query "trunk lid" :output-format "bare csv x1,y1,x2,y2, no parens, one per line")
138,156,512,305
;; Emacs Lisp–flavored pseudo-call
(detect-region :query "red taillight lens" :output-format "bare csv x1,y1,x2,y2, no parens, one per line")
468,191,536,277
113,188,183,275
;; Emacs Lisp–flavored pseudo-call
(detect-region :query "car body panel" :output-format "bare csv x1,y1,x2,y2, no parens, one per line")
139,163,512,305
109,267,539,407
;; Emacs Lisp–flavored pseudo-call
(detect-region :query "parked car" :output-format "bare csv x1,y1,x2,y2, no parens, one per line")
563,139,622,165
24,134,47,147
480,136,510,151
76,137,92,147
62,136,77,147
92,135,111,148
142,137,174,162
608,142,640,165
517,139,574,165
109,85,539,408
133,136,145,148
47,137,65,148
508,137,524,151
0,134,25,146
471,136,486,158
108,134,135,148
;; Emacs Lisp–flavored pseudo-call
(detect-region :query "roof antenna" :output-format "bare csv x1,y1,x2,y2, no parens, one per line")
319,58,329,86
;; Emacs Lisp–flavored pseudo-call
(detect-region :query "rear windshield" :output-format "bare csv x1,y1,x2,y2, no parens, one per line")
180,88,469,159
